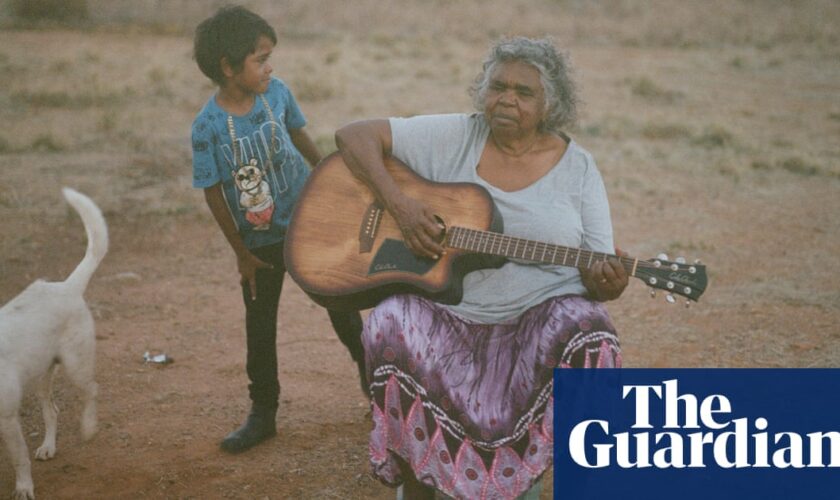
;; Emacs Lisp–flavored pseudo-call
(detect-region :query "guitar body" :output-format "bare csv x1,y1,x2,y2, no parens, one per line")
284,153,504,311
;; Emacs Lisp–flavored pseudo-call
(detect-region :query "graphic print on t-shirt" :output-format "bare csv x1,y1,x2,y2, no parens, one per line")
231,158,274,230
222,116,290,231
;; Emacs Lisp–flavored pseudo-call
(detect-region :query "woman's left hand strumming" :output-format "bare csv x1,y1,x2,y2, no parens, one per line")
581,247,630,301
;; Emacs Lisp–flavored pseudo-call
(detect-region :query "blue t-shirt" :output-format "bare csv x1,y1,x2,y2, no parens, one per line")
191,77,311,249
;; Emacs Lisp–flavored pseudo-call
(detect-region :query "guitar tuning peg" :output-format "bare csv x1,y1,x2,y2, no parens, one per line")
657,253,669,261
685,300,691,309
649,289,656,298
665,293,676,304
676,257,686,264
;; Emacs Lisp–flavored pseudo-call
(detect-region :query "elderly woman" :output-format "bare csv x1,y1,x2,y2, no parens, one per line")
335,37,628,499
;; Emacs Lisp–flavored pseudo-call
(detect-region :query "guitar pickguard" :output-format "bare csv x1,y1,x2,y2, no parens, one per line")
368,238,437,276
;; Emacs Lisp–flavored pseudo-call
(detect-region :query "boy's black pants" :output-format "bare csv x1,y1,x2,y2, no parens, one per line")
241,243,363,409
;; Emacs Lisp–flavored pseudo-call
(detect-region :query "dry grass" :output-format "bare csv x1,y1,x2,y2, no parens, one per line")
630,77,683,103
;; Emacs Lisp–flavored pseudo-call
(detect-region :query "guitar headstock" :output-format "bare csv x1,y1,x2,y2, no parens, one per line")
634,254,708,306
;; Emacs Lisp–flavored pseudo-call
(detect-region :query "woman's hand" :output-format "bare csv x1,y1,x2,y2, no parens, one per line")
388,193,446,260
336,119,445,259
237,251,273,301
581,247,630,301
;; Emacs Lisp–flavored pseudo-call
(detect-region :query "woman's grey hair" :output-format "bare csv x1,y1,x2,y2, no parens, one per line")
470,37,578,134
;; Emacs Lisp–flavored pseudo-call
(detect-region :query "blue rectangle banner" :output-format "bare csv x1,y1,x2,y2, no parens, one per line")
553,369,840,499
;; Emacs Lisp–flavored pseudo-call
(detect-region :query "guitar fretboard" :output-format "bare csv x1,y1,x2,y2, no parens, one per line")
445,226,640,275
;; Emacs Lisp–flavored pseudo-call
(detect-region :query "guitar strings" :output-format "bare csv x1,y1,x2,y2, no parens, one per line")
446,226,702,297
446,226,652,272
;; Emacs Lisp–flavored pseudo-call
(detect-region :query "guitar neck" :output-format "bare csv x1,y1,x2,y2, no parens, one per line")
446,226,640,276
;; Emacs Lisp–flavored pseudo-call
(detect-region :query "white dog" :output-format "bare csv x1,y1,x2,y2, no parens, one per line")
0,188,108,500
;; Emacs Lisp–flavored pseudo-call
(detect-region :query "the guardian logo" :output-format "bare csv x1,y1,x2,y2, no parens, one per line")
555,369,840,499
568,379,840,469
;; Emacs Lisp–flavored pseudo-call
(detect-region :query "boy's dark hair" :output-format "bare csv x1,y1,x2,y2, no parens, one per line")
194,5,277,86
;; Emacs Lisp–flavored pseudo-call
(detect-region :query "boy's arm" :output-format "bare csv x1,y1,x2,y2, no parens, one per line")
289,127,322,167
203,183,271,300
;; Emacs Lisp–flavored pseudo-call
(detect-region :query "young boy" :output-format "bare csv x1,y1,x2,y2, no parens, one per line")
191,5,364,454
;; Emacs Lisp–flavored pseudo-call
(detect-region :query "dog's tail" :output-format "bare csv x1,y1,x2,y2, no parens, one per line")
62,188,109,293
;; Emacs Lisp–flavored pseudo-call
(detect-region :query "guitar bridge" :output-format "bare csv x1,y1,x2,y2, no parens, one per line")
359,201,384,253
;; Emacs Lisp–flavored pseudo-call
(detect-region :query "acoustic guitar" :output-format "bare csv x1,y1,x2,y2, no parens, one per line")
284,153,708,311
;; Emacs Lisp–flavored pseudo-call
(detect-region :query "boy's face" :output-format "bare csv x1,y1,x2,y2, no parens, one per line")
230,35,274,95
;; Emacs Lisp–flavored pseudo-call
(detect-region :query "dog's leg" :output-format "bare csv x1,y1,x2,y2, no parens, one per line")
60,339,98,441
0,417,34,500
77,379,97,442
34,364,59,460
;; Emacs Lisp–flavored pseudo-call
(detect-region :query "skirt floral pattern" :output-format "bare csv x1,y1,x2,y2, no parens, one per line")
364,293,621,499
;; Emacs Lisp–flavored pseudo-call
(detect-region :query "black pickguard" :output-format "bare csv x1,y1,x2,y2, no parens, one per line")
368,238,437,276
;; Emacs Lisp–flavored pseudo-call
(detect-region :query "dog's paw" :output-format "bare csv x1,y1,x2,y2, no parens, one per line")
13,483,35,500
80,405,97,441
80,421,97,441
34,443,56,461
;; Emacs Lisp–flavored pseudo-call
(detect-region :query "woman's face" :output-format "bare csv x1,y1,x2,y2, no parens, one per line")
483,60,545,136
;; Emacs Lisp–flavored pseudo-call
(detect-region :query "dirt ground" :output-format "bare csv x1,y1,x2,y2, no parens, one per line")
0,1,838,498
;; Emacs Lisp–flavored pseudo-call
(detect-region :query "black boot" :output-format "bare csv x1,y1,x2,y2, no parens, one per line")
220,404,277,453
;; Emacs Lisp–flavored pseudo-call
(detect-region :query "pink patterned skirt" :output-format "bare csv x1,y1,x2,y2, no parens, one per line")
363,294,621,499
